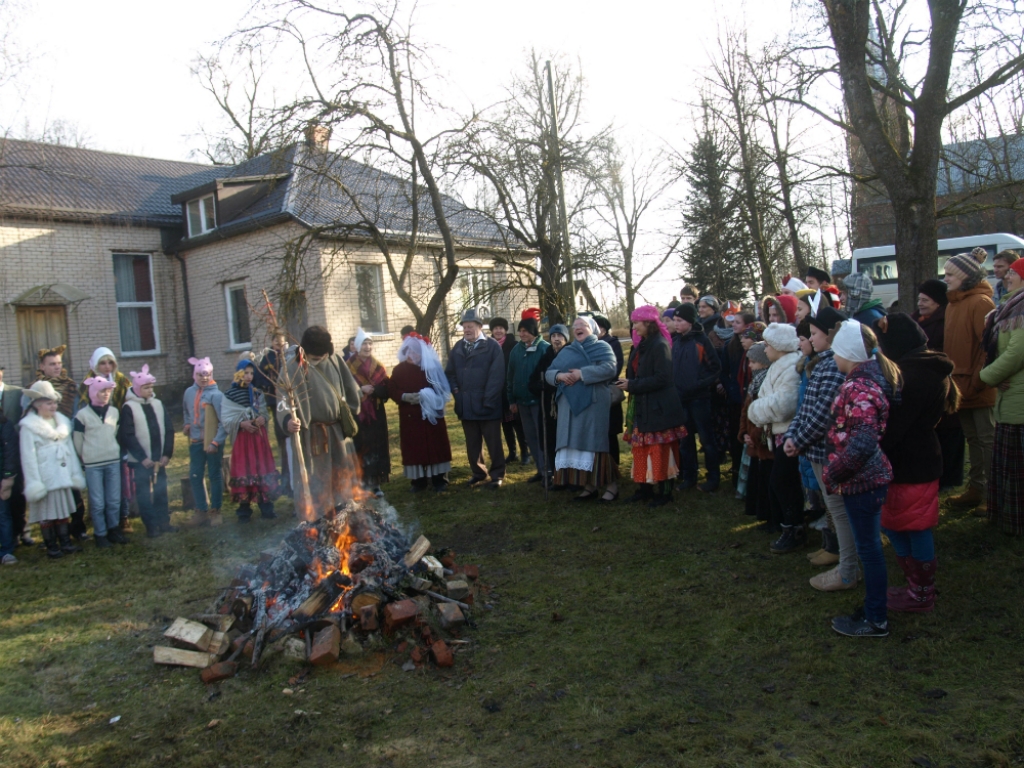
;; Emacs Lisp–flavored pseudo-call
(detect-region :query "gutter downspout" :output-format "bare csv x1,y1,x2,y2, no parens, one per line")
173,251,196,359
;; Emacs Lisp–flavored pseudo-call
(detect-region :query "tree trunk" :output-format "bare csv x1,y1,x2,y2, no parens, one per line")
892,189,938,314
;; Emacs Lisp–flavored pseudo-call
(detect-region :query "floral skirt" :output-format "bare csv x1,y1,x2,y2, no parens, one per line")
229,428,281,504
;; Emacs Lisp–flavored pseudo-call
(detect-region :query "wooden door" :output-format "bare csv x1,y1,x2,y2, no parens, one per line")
16,306,70,385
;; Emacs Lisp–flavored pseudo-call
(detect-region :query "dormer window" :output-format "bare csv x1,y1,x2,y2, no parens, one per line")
186,194,217,237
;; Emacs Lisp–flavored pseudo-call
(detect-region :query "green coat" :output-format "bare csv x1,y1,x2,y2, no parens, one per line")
507,338,550,407
980,287,1024,425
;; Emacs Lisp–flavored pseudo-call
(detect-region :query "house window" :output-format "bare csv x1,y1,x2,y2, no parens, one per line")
354,264,387,332
224,282,252,349
456,268,494,318
187,194,217,237
112,253,159,354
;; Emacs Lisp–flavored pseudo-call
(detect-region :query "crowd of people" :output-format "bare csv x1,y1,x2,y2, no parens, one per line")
1,248,1022,639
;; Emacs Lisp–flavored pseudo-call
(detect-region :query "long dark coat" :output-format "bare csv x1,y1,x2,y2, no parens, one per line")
388,362,453,468
625,333,685,434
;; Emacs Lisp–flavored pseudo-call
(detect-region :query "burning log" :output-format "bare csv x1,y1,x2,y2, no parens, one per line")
292,571,352,621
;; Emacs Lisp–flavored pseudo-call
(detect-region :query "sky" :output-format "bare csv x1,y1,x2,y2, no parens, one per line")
3,0,801,307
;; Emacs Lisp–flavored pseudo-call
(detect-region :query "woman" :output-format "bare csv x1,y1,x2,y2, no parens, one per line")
876,313,956,611
529,324,569,486
544,317,618,501
348,329,391,497
222,360,281,522
388,332,453,493
618,306,687,507
980,258,1024,534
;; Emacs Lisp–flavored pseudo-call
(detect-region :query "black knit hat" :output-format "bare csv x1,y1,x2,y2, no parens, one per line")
674,302,700,325
918,278,948,307
593,313,611,333
300,325,334,357
875,312,928,361
517,317,539,337
807,306,846,335
806,266,831,285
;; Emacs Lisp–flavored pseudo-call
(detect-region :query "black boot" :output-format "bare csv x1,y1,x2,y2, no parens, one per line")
107,527,129,544
259,502,277,520
236,503,252,523
41,525,64,559
648,481,673,508
57,521,81,554
626,484,653,503
770,525,805,554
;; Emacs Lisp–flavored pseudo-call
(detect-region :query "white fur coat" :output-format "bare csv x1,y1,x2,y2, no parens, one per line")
19,411,87,502
748,351,802,437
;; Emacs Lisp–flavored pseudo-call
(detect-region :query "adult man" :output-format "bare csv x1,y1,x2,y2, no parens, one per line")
804,266,831,292
670,303,723,492
506,315,551,483
993,250,1020,303
279,326,362,517
446,308,506,489
840,272,886,325
490,317,528,464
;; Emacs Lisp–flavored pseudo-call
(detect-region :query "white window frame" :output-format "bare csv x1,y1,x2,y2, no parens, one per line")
186,194,217,237
113,252,160,356
354,264,388,333
457,267,495,320
224,281,252,350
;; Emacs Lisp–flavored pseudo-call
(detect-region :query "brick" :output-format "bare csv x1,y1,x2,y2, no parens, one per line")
201,661,238,683
445,580,470,601
309,625,341,666
384,599,419,632
455,565,479,580
410,646,423,664
431,640,453,668
436,602,465,629
439,552,456,569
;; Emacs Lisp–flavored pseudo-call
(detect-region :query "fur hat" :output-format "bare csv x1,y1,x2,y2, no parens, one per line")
517,317,539,337
489,316,509,331
593,313,611,333
300,326,334,357
918,279,948,307
38,344,67,362
875,313,928,362
187,356,213,379
746,342,770,367
129,364,157,396
24,380,59,402
943,252,987,289
808,306,846,335
806,266,831,285
762,322,799,353
674,302,700,325
83,376,115,406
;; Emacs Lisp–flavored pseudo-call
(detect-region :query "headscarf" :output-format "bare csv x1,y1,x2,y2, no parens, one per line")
89,347,117,375
354,328,371,353
629,305,671,347
742,321,766,342
397,332,450,424
576,315,599,336
548,329,615,416
832,320,869,363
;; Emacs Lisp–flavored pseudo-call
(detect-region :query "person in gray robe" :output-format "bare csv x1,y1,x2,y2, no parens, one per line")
278,326,361,518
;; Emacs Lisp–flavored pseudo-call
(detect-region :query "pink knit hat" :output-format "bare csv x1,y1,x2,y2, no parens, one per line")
130,364,157,396
83,376,115,406
630,305,672,346
188,356,213,380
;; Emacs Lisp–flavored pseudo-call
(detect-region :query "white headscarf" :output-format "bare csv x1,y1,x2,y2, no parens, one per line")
832,320,870,363
354,328,370,353
397,334,451,424
89,347,117,380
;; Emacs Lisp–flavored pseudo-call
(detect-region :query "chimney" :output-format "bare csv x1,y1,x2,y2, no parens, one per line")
304,123,332,151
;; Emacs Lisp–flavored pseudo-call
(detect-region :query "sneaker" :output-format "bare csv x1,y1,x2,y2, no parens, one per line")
809,566,858,592
19,533,36,546
1,554,17,565
769,526,805,554
831,612,888,638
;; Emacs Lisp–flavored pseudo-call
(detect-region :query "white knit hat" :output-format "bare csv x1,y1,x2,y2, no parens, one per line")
832,320,870,363
762,322,799,353
782,275,808,293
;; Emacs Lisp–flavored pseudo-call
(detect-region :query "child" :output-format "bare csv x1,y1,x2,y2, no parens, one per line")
823,320,902,638
795,321,831,566
73,377,124,547
120,365,175,538
738,342,773,521
223,360,280,522
19,381,86,558
747,323,803,552
182,357,225,527
0,408,18,564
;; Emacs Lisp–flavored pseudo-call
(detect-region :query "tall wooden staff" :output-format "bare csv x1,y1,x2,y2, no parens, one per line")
261,291,314,521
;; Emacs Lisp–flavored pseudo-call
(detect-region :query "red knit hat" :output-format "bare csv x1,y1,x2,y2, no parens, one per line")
1011,260,1024,280
776,294,798,323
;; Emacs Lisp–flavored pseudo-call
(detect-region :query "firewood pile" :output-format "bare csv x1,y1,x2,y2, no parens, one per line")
151,500,481,681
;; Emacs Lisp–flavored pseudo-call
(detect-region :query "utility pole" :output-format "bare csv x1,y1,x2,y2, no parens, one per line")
545,60,576,319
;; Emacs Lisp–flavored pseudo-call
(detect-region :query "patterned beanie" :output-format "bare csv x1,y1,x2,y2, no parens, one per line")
944,252,987,289
842,271,874,314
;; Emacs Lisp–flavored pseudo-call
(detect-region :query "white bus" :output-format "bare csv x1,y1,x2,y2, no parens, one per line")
851,233,1024,307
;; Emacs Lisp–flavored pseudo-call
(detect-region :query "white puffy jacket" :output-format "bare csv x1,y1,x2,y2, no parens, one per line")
748,351,802,437
19,411,86,502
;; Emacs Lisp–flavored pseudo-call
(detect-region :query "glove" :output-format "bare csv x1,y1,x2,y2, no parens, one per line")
402,392,421,404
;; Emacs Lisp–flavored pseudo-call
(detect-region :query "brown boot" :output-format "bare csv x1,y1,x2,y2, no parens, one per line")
208,508,223,526
947,484,982,509
972,502,989,518
188,509,210,528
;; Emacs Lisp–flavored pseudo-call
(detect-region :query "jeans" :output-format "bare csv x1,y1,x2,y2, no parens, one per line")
518,403,547,475
0,497,13,558
85,462,121,538
812,462,859,582
134,464,169,533
679,399,720,485
843,486,889,625
189,442,224,511
882,527,935,561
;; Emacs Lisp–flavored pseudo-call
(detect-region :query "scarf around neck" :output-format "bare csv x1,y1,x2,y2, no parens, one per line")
550,335,615,416
348,355,388,423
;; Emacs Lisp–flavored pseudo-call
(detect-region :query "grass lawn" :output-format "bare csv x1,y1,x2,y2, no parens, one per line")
1,401,1023,768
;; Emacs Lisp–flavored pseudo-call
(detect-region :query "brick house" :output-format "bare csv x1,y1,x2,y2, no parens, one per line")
0,138,534,399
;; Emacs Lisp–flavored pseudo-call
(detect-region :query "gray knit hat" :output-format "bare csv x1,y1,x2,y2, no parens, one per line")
842,271,874,314
746,342,770,366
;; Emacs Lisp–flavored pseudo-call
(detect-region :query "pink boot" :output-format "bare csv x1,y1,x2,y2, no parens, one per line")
887,556,936,613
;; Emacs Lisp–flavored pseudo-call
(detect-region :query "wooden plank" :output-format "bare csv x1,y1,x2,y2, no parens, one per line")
153,646,217,668
402,535,431,568
208,631,230,657
164,617,214,651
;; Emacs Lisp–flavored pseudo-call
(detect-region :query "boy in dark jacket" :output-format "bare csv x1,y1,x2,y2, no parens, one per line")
670,303,723,491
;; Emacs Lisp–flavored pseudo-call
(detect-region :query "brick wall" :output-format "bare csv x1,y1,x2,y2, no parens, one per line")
0,217,187,395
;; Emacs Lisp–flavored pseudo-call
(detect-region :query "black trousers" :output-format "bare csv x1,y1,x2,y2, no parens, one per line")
769,442,804,528
464,420,507,481
745,455,773,519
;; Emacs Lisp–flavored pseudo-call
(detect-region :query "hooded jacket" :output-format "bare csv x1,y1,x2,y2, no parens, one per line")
747,350,801,436
945,281,997,410
671,326,721,402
